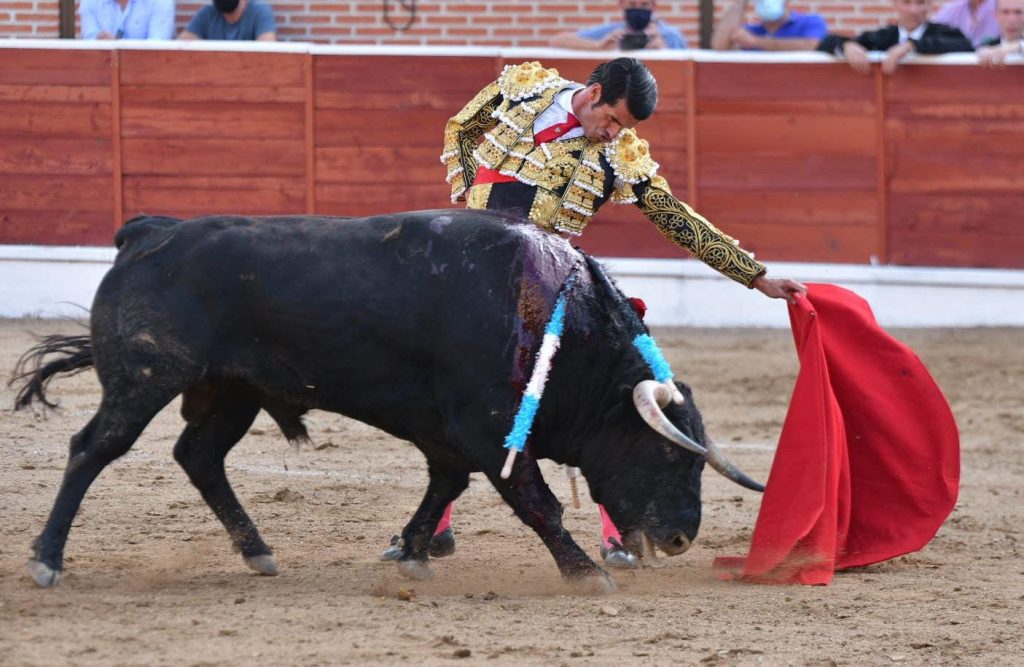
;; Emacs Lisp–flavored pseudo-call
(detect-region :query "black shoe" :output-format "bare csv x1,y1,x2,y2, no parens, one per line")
427,526,456,559
599,537,639,570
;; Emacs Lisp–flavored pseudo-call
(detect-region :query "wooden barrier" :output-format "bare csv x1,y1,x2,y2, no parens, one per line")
0,46,1022,270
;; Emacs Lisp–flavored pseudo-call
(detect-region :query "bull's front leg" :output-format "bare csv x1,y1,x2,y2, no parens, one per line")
486,450,615,592
393,462,469,581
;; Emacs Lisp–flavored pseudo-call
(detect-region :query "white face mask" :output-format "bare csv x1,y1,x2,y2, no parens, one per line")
755,0,786,22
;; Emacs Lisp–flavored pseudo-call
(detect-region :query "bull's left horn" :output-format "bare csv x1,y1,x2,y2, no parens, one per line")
632,380,764,492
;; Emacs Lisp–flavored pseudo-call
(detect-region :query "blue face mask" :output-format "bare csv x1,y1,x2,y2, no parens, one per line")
624,8,653,31
754,0,786,22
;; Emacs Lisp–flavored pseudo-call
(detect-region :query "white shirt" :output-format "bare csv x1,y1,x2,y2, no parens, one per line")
897,22,928,44
79,0,175,40
533,85,586,142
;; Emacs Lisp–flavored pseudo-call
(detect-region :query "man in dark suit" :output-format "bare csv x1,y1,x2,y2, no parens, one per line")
818,0,973,74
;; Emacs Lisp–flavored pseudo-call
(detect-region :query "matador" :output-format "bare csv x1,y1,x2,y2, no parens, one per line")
382,58,806,568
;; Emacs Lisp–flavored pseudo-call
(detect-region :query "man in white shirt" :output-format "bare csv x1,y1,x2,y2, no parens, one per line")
79,0,175,40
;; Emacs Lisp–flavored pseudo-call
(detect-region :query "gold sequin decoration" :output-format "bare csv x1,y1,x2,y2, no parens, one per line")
605,130,659,185
442,83,502,201
466,183,493,210
497,62,566,101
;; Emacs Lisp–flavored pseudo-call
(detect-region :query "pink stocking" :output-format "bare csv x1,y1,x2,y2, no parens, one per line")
598,505,622,548
433,501,454,535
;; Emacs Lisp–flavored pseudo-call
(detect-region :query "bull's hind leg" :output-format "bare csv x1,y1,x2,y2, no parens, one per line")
487,453,614,592
172,380,275,576
28,394,174,588
393,462,469,581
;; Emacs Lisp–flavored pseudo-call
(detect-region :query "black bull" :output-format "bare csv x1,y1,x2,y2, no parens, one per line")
12,209,761,589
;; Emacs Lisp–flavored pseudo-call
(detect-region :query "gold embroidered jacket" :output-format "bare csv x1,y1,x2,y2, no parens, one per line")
440,61,766,288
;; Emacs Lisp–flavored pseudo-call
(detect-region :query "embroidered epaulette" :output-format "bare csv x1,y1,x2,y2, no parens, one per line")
604,130,659,184
497,61,567,102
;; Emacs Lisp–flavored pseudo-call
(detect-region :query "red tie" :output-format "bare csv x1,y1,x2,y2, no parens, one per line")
534,114,581,146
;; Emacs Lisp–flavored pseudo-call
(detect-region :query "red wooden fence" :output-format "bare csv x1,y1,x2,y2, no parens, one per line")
1,47,1022,269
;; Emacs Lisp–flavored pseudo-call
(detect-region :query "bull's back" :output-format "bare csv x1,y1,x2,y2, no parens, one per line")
95,210,580,419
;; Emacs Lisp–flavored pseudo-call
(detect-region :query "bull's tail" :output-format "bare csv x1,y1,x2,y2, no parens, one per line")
9,333,94,411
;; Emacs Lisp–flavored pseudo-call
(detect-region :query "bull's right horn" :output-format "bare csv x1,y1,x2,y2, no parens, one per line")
632,380,764,492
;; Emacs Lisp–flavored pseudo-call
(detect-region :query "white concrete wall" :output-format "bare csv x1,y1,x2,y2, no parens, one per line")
3,245,1023,327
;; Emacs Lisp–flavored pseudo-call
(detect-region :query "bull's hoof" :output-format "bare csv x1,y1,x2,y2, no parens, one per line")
244,554,279,576
600,542,639,570
396,559,434,581
427,527,456,559
569,569,617,595
27,559,62,588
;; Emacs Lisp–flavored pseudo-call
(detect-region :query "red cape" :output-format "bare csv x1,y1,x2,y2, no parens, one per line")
713,284,960,585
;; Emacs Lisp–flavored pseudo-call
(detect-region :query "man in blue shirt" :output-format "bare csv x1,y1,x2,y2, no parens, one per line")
712,0,828,51
550,0,687,50
79,0,175,40
178,0,278,41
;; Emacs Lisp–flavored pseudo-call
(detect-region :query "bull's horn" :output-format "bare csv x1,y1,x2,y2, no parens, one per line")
632,380,765,492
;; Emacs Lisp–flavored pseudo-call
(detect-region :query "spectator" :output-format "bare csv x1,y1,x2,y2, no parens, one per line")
976,0,1024,65
818,0,974,75
934,0,1000,47
712,0,828,51
178,0,277,41
79,0,175,40
550,0,687,50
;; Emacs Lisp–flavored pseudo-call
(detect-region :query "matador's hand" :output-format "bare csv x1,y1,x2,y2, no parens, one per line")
752,275,807,304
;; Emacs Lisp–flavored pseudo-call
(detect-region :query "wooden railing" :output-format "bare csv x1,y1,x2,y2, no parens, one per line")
1,42,1022,269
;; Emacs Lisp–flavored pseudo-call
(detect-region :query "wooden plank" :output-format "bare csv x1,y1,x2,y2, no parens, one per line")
315,146,445,184
0,102,111,137
887,119,1024,193
697,114,875,155
122,138,305,176
888,229,1024,268
0,84,110,103
699,191,880,262
119,51,306,88
123,176,307,217
720,221,878,263
0,208,114,246
315,55,498,103
0,174,112,210
0,137,112,175
0,50,112,86
305,53,315,213
573,204,876,263
699,99,875,115
315,107,452,147
885,66,1024,105
698,190,879,227
315,182,452,216
889,194,1024,268
120,103,305,139
887,102,1024,121
697,63,875,103
699,154,876,190
111,51,122,233
120,85,307,105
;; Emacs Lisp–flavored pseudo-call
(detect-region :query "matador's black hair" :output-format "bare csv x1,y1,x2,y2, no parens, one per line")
586,57,659,121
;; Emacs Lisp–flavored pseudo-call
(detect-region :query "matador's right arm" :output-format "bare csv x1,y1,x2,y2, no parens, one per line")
440,82,503,202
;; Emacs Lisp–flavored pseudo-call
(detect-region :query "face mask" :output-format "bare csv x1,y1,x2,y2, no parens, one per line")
214,0,240,13
754,0,786,22
624,8,653,31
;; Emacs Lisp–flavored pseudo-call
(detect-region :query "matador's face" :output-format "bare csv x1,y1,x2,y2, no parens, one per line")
573,85,641,144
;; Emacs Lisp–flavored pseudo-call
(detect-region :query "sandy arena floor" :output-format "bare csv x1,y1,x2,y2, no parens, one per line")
0,319,1021,666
